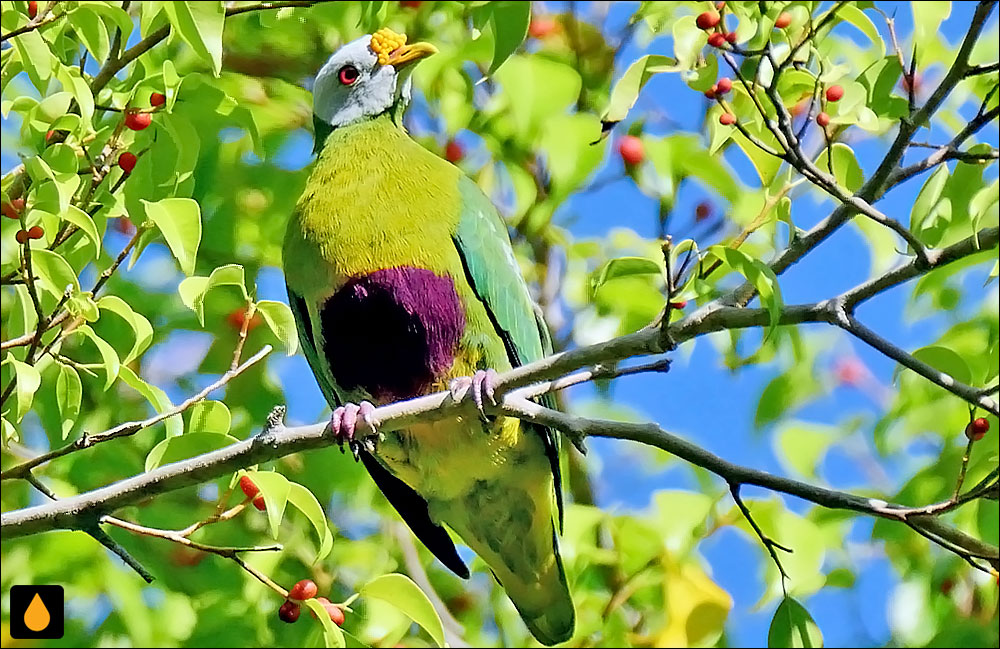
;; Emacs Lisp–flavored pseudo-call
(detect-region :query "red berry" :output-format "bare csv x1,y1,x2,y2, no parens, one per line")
725,31,738,44
670,300,688,309
239,475,260,499
2,200,21,220
715,77,732,94
253,495,266,511
617,135,644,166
696,11,720,30
707,32,727,48
528,17,558,39
940,578,955,595
27,1,37,19
124,110,152,131
825,85,844,102
278,601,301,623
695,201,712,221
399,0,422,7
150,92,166,107
289,579,319,601
901,73,922,94
444,140,463,163
227,308,262,332
45,129,56,142
311,597,346,625
816,111,831,127
704,87,716,100
327,603,345,626
966,417,990,441
15,229,29,244
789,99,810,118
834,357,866,385
114,216,136,235
719,112,736,126
27,225,44,240
715,1,726,9
775,12,792,29
118,151,137,174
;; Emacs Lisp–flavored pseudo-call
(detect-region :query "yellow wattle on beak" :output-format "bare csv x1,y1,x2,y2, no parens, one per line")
386,42,438,69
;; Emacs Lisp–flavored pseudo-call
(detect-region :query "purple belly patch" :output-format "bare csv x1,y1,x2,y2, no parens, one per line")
321,266,465,402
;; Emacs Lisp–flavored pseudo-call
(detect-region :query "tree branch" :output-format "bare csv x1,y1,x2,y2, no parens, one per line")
91,1,333,93
4,219,996,538
0,344,273,481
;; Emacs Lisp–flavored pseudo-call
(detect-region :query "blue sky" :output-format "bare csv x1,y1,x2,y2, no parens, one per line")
3,2,998,646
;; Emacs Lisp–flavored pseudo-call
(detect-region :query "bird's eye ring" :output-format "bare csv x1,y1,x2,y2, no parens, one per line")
338,65,360,85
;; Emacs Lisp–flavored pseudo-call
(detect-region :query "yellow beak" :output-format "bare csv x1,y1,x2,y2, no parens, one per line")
386,41,438,69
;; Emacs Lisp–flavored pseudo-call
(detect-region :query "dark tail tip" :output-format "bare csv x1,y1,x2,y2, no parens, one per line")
525,599,576,646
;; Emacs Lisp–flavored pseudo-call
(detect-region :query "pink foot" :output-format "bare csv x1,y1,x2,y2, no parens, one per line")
329,401,378,460
449,369,499,419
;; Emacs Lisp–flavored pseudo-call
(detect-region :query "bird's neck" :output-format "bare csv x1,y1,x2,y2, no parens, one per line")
314,101,408,153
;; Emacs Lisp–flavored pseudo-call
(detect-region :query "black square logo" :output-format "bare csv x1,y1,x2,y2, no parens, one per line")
9,585,64,639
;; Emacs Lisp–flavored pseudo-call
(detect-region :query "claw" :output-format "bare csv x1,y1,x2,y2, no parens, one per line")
329,400,379,461
450,369,500,421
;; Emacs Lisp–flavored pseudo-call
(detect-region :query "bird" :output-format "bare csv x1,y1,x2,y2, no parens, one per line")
282,28,575,645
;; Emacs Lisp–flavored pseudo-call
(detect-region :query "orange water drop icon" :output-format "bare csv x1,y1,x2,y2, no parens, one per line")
24,593,50,632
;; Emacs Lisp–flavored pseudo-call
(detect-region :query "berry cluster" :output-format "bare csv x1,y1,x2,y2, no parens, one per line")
277,579,347,626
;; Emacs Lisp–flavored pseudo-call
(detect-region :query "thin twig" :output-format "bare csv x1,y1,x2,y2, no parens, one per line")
729,482,792,593
0,345,273,481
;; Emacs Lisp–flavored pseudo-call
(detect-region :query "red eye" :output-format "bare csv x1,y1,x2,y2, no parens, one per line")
338,65,359,85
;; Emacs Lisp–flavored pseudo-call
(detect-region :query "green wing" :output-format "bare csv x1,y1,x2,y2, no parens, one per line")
453,176,564,526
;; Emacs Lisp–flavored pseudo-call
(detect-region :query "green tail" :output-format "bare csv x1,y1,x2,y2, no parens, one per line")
434,474,575,646
514,530,575,646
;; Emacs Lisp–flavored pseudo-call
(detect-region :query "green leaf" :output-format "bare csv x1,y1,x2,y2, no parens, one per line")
162,1,225,75
178,264,247,326
145,432,238,472
912,1,950,46
768,597,823,648
835,4,884,56
186,400,231,434
711,246,783,338
75,325,120,390
911,165,948,227
774,422,836,480
66,292,100,322
142,197,202,275
360,574,445,647
7,355,41,423
256,300,299,355
910,345,972,386
825,568,856,589
969,177,997,236
10,29,54,91
487,1,530,74
287,482,334,562
56,364,82,439
118,366,183,437
591,256,663,296
68,5,111,62
61,205,102,257
538,113,605,198
30,248,80,298
96,296,154,364
814,143,863,193
603,55,677,125
303,598,346,648
672,15,709,69
244,471,291,539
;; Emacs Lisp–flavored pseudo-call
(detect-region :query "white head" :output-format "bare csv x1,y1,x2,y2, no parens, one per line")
313,29,438,130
